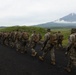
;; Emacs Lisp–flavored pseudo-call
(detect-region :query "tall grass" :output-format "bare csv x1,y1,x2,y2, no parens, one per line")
0,26,45,36
0,26,71,46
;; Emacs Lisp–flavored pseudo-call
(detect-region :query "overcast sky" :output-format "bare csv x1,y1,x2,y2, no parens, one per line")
0,0,76,26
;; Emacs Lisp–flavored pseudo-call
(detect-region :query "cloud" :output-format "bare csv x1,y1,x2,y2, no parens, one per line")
0,0,76,26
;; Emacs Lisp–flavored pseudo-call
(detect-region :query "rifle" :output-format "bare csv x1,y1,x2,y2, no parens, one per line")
65,44,73,55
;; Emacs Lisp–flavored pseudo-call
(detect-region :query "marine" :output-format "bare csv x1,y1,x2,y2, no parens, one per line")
56,31,63,48
39,29,57,65
65,28,76,72
20,31,29,53
29,31,38,56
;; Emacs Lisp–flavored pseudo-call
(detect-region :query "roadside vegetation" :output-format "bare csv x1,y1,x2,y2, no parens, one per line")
0,26,71,46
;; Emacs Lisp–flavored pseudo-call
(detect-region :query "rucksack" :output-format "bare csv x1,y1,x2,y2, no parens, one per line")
22,32,29,40
49,34,57,44
32,34,39,42
58,34,63,40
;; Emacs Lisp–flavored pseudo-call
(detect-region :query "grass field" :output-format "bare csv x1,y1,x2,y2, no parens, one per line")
0,26,71,46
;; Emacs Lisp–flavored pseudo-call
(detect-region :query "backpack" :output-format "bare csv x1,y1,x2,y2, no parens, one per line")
58,34,63,40
37,33,42,41
22,32,29,40
32,34,39,42
49,34,57,44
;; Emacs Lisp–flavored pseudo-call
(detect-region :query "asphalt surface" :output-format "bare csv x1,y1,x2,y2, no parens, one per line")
0,44,76,75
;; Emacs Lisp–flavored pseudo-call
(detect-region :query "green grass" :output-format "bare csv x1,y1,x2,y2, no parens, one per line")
0,26,46,36
0,26,71,46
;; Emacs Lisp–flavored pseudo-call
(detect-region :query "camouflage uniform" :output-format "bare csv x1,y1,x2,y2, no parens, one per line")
0,32,5,45
65,29,76,72
30,31,38,56
0,32,1,44
3,32,9,46
41,29,51,51
39,29,57,65
0,32,3,44
37,33,42,41
15,31,22,51
56,31,63,48
20,32,29,53
9,31,17,48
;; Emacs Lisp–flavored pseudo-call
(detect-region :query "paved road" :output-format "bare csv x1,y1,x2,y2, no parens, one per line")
0,44,76,75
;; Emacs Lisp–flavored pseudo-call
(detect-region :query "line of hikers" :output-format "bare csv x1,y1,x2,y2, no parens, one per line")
0,28,76,73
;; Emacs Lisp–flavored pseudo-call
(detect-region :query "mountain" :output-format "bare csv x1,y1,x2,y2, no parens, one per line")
35,13,76,28
0,26,6,28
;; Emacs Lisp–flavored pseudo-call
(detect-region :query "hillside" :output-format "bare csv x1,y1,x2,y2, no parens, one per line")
35,13,76,28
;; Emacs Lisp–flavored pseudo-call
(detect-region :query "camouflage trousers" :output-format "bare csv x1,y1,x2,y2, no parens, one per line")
16,41,27,53
41,40,48,51
41,43,55,62
30,41,37,51
15,41,21,51
67,55,76,68
56,40,63,48
20,41,28,53
4,39,8,46
67,48,76,69
30,41,37,48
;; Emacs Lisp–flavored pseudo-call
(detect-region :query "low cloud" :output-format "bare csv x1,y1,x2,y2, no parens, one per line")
0,0,76,26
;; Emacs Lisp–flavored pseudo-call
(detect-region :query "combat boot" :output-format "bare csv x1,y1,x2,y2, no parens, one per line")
31,52,37,57
39,56,44,61
64,67,71,72
51,61,56,65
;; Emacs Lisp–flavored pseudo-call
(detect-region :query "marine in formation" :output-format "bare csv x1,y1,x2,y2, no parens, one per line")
0,28,76,73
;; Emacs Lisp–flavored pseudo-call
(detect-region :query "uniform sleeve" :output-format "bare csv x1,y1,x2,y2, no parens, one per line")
44,34,48,41
70,35,75,43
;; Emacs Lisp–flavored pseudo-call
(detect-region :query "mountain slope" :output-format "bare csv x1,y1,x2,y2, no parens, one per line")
35,13,76,28
60,13,76,22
